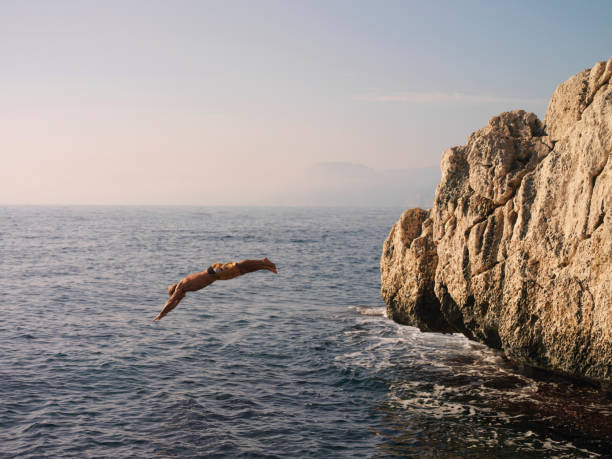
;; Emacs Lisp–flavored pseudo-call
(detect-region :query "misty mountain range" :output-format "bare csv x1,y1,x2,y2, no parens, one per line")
275,161,441,207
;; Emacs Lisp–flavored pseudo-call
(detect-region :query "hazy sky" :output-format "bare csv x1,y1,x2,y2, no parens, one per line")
1,0,611,205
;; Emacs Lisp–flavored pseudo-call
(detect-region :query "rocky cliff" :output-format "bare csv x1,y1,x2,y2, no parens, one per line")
381,58,612,385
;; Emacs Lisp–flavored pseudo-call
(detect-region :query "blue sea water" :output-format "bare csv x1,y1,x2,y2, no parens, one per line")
0,206,610,458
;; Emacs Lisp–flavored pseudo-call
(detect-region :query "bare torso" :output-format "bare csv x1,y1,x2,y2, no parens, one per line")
178,271,217,292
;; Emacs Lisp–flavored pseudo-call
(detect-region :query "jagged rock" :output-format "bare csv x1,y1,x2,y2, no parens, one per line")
545,57,612,142
381,57,612,385
381,209,452,332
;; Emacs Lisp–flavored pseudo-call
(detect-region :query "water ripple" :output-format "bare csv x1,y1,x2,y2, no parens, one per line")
0,206,609,458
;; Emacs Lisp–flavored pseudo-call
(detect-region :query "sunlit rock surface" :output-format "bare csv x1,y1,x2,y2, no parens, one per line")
381,57,612,384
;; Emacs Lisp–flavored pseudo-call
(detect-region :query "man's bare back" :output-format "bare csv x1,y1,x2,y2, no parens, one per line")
153,258,277,321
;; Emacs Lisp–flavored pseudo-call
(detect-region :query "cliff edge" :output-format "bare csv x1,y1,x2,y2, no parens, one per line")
381,57,612,385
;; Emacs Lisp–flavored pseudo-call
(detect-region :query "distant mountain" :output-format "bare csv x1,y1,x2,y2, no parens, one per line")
274,161,440,207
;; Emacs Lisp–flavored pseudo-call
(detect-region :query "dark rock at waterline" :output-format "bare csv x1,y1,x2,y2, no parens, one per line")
381,57,612,385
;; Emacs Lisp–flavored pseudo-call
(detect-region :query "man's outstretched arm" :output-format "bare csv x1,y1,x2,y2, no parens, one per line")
154,287,186,321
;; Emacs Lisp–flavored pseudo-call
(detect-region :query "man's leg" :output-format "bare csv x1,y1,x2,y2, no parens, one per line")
237,258,277,275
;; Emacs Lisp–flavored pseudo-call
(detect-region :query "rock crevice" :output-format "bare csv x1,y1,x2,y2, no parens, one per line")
381,57,612,385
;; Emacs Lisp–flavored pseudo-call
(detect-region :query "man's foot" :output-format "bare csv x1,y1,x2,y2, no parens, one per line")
263,257,278,274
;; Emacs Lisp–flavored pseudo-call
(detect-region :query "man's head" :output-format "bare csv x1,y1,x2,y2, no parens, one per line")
168,283,177,296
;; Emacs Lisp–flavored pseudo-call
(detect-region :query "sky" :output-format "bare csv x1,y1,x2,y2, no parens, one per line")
1,0,611,206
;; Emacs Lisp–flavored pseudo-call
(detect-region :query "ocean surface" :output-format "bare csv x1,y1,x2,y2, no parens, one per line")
0,206,610,458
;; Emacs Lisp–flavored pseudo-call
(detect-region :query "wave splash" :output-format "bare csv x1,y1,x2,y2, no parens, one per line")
347,305,387,317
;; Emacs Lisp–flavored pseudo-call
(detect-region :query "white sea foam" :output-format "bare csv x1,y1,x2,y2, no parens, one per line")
347,305,388,317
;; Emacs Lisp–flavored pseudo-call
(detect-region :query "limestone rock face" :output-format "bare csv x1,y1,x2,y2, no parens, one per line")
381,57,612,384
381,209,453,333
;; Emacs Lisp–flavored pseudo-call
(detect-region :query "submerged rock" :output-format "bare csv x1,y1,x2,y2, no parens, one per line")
381,57,612,385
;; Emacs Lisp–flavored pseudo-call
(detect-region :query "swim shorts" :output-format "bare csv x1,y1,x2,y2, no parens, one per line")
208,262,241,280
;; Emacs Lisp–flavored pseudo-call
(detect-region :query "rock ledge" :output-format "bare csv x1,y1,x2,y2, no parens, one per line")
381,58,612,385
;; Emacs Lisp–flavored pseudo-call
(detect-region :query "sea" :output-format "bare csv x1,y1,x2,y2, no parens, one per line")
0,206,610,458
